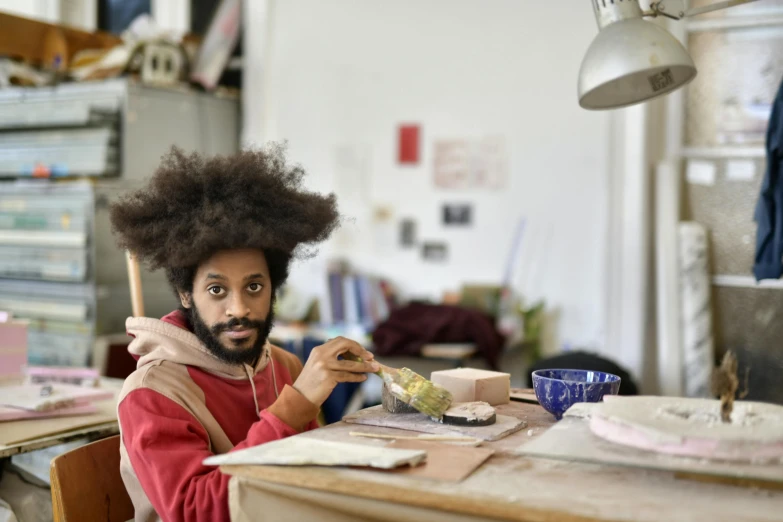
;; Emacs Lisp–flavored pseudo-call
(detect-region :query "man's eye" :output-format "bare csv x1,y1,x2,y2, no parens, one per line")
248,283,263,293
208,286,225,296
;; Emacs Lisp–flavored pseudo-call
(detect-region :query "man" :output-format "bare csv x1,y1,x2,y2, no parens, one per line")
110,146,378,522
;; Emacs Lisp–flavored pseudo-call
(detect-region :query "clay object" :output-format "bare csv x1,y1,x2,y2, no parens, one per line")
436,402,497,426
589,395,783,462
430,368,511,406
382,383,419,414
532,369,620,420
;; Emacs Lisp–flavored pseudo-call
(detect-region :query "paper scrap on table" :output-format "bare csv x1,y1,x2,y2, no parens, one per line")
725,159,756,182
385,440,494,482
686,161,716,186
203,436,427,469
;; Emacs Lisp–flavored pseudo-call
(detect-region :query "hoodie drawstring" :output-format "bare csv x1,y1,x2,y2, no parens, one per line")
244,364,261,419
244,347,279,420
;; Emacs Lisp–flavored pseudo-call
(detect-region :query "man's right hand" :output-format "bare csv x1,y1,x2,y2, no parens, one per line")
292,337,379,407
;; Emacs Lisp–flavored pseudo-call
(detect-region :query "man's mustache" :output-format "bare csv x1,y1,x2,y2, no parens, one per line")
210,317,267,335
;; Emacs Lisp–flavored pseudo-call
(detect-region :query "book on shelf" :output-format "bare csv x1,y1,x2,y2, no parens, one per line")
324,270,394,329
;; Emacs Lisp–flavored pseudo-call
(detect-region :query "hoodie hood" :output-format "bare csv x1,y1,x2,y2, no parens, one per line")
125,315,272,380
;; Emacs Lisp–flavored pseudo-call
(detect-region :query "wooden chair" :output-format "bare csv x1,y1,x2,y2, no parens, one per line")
50,435,134,522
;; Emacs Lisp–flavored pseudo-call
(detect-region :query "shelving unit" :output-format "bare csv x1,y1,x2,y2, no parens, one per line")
0,78,240,367
676,0,783,403
0,181,96,366
0,79,123,178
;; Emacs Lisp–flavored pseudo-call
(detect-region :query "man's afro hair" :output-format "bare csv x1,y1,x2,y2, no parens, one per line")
109,144,340,293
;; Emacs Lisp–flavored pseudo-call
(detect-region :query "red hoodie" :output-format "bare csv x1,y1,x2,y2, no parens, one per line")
118,311,319,522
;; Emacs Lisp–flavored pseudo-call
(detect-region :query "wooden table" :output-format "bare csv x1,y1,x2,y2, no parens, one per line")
0,419,118,459
0,379,121,459
222,402,783,522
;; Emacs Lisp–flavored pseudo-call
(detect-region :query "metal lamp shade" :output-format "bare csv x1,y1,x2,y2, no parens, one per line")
578,18,697,110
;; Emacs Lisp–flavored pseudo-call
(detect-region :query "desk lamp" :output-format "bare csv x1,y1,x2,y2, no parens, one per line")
579,0,761,110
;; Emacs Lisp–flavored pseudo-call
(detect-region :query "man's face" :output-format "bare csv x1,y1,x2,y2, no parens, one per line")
180,249,274,365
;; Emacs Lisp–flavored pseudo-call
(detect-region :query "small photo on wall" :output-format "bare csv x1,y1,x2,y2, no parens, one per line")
422,242,448,262
400,218,417,247
443,203,472,226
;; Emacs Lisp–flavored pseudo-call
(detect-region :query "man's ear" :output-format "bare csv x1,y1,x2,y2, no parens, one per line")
179,292,192,309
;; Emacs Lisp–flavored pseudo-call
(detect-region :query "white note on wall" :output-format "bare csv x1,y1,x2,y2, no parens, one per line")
686,160,716,186
725,159,756,182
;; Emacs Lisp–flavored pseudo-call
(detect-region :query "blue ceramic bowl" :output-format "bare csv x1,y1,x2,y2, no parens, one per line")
532,369,621,420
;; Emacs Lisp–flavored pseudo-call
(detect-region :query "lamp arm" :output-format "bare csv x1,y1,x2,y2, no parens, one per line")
648,0,761,20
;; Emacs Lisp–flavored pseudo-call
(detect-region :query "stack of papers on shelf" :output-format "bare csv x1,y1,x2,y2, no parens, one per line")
25,366,100,386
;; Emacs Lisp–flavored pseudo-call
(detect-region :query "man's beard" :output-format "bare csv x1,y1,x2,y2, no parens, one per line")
186,302,275,366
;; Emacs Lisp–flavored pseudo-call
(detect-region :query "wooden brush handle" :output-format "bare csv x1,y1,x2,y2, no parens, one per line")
342,352,392,377
126,251,145,318
349,431,479,443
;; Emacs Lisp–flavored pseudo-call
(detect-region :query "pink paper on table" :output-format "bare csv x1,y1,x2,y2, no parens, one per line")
0,403,97,421
0,383,114,411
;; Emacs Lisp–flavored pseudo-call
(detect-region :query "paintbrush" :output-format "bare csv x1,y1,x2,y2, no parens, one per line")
349,431,482,446
347,355,453,418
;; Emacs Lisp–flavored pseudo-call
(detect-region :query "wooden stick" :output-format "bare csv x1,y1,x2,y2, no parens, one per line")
125,251,145,318
349,431,480,443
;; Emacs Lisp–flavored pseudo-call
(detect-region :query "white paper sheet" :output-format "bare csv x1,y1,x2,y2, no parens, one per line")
686,161,716,186
725,159,756,182
204,436,427,469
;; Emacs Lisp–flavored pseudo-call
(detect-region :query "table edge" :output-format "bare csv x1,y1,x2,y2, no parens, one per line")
221,464,604,522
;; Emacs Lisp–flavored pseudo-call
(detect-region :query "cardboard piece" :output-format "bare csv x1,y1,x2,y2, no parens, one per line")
385,440,494,482
343,405,526,442
431,368,511,405
510,388,539,404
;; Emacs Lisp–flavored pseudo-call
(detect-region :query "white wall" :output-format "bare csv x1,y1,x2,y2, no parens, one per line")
0,0,59,22
251,0,613,356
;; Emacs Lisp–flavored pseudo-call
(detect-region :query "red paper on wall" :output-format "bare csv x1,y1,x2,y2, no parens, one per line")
398,125,420,164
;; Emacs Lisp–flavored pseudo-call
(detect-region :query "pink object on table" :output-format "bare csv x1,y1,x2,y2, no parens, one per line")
0,383,114,412
0,321,27,379
0,402,97,421
589,395,783,462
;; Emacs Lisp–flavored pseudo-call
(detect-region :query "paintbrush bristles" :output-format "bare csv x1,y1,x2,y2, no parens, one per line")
345,355,454,418
382,366,453,418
